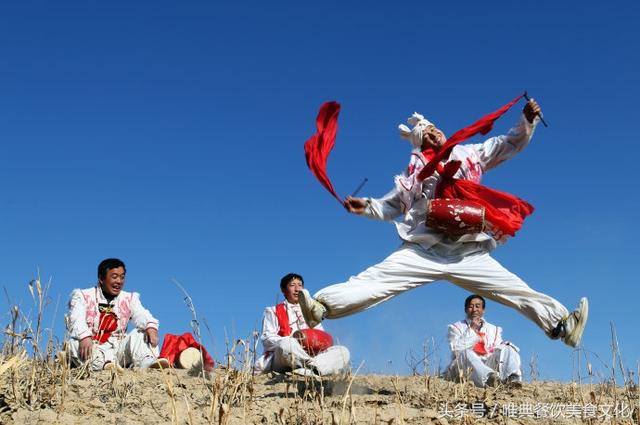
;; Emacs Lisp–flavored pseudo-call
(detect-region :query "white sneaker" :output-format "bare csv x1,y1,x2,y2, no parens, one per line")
140,357,170,369
562,297,589,348
291,367,319,378
103,362,124,373
298,289,326,328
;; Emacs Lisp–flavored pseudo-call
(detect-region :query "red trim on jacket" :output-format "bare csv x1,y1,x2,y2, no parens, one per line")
275,303,292,337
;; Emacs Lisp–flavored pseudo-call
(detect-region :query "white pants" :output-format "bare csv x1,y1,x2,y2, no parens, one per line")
68,329,159,371
268,336,350,376
315,244,569,335
447,346,522,387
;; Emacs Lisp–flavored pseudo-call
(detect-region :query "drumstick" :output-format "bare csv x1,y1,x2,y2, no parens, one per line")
350,177,368,197
523,92,548,127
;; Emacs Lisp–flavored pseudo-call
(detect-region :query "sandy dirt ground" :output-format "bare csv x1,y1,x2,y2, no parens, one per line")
1,362,638,424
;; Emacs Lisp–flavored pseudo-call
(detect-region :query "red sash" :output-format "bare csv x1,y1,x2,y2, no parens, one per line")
472,331,488,356
93,311,118,344
418,94,534,238
275,303,292,336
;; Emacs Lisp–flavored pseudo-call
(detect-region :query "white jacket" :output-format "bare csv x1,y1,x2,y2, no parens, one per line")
448,319,502,356
67,286,159,341
255,300,326,371
362,114,538,252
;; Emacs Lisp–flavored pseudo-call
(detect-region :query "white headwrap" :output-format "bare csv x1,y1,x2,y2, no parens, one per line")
395,112,439,214
398,112,433,149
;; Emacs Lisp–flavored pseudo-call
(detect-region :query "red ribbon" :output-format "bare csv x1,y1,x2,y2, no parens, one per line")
93,312,118,344
275,303,292,336
304,95,534,237
420,94,534,237
417,94,524,182
304,101,343,203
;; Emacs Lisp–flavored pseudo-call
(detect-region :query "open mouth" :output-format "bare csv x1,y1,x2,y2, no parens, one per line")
424,132,441,147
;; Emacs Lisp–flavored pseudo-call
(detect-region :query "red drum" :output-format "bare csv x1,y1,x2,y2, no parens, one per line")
296,329,334,355
426,198,485,236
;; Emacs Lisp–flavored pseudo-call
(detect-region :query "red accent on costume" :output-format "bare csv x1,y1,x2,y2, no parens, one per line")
418,94,525,180
275,303,292,337
304,101,343,203
473,331,488,356
159,332,214,371
466,158,482,183
274,303,333,355
93,312,118,344
418,94,534,237
298,328,334,355
439,180,534,237
422,148,436,163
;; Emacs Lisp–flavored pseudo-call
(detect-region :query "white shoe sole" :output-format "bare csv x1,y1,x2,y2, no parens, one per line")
148,358,171,369
564,297,589,347
291,368,319,378
298,289,323,328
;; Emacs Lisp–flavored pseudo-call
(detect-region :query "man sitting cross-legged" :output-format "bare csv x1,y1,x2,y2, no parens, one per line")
254,273,350,376
66,258,169,371
446,294,522,387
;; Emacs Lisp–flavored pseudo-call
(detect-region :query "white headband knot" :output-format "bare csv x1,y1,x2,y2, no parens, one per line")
398,112,434,149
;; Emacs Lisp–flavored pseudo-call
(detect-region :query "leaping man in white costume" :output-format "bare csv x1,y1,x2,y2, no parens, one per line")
299,97,588,348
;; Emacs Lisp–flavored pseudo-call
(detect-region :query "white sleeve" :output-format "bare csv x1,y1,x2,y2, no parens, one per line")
67,289,92,340
129,292,159,331
448,323,480,353
362,188,404,220
260,307,282,352
493,326,504,348
473,113,539,172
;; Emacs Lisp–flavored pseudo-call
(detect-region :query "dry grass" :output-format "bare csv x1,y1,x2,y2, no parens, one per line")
4,362,638,424
1,276,639,424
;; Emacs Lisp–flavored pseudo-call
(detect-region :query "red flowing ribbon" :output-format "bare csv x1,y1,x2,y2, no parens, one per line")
304,101,343,203
303,94,534,237
439,179,534,237
420,93,534,238
417,94,524,182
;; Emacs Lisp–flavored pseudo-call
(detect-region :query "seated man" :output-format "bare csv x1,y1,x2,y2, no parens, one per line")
66,258,168,370
255,273,350,376
447,294,522,387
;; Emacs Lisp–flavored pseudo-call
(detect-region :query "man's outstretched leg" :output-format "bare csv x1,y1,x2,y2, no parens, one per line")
447,252,589,347
299,245,447,327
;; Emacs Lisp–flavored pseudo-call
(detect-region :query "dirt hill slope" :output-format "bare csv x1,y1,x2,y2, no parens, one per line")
1,360,637,424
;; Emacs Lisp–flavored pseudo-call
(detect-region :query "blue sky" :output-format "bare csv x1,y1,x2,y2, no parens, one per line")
1,1,638,381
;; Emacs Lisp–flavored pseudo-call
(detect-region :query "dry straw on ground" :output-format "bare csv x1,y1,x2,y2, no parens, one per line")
1,277,639,424
2,357,640,424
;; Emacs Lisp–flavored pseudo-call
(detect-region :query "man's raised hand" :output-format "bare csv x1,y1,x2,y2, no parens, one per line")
344,196,367,214
470,317,483,332
523,98,542,124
